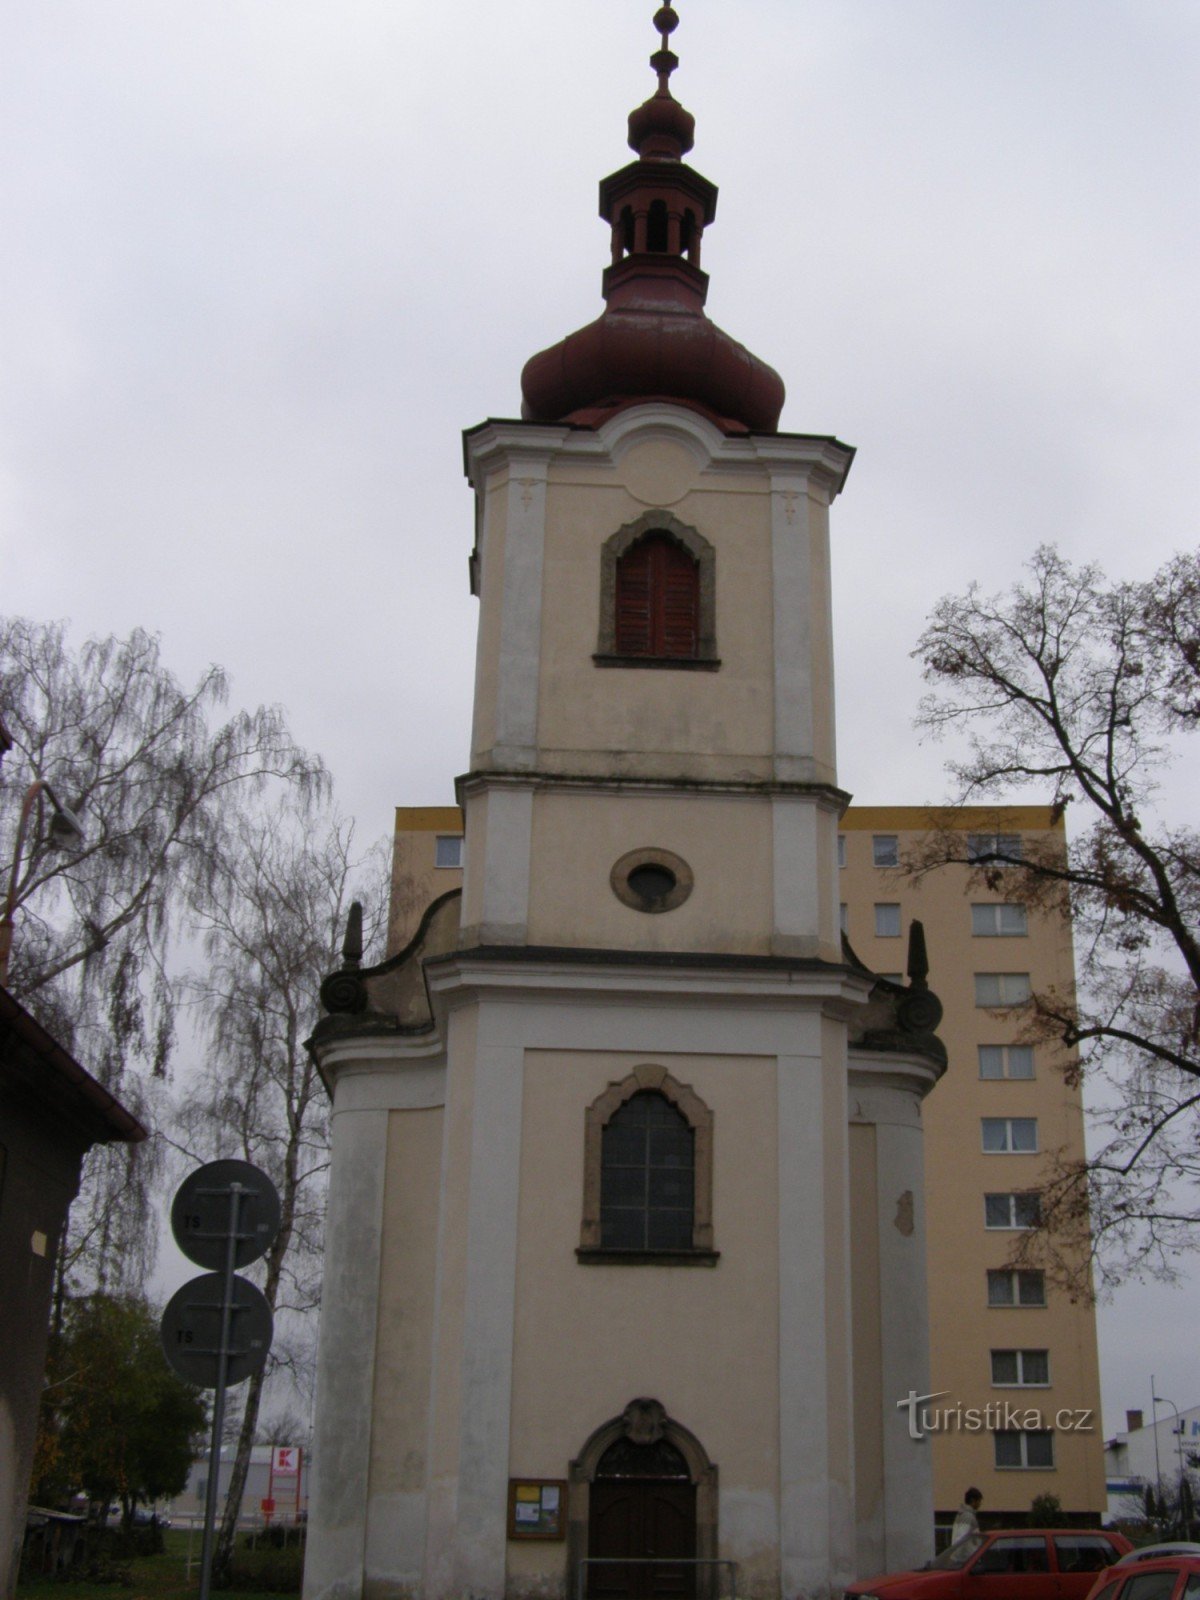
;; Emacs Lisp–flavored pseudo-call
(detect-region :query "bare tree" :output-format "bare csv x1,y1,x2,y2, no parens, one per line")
174,805,387,1578
911,545,1200,1290
0,617,324,1294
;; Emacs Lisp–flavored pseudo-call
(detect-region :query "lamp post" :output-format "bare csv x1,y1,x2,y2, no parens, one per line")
1153,1393,1187,1530
0,779,86,986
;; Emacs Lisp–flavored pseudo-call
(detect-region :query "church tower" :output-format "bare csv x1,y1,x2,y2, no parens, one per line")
304,12,946,1600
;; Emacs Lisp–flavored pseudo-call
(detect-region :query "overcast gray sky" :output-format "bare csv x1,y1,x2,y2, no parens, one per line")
3,1,1197,1442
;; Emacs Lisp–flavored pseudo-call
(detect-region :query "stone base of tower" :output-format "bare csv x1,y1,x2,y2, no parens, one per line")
303,940,939,1600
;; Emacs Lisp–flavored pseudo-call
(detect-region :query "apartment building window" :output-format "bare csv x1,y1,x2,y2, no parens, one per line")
979,1045,1035,1080
972,903,1028,937
875,903,901,937
839,903,849,935
987,1268,1046,1306
985,1191,1041,1229
968,833,1023,864
994,1430,1054,1469
975,972,1032,1007
991,1349,1050,1386
872,835,899,867
837,834,846,868
435,835,464,868
982,1117,1038,1153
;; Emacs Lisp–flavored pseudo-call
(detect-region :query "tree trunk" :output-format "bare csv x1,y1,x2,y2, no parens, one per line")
52,1206,70,1338
212,1227,291,1581
212,1361,268,1581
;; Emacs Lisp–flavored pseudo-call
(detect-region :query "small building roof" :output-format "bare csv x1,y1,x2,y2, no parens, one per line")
0,985,147,1144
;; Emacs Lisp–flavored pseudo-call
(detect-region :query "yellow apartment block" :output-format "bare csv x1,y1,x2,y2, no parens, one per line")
388,801,1105,1537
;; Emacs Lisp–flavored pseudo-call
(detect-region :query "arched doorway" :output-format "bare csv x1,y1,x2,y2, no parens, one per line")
569,1400,717,1600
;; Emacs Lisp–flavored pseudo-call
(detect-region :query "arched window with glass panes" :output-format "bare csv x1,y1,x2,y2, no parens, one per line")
578,1067,716,1261
600,1091,694,1250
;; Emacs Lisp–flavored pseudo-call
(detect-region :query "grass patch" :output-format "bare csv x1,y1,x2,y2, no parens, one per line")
18,1527,304,1600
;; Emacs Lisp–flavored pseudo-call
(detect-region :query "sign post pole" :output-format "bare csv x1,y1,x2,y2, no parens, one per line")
162,1161,278,1600
198,1182,244,1600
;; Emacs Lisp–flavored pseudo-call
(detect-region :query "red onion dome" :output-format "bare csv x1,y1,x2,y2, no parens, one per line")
520,3,786,436
520,295,785,436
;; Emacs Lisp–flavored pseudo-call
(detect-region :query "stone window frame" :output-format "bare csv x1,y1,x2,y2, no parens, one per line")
610,847,694,915
577,1064,717,1264
594,510,719,670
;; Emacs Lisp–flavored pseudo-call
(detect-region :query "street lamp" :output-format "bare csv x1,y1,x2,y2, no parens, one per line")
1153,1394,1188,1531
0,779,86,985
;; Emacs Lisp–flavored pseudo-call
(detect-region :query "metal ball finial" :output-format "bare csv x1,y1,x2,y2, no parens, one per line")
651,5,680,83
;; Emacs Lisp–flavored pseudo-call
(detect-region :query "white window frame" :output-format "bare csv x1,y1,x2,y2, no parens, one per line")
979,1044,1035,1080
975,972,1032,1008
972,903,1029,937
872,834,899,868
434,834,464,869
837,834,846,868
985,1191,1041,1229
987,1268,1047,1307
994,1430,1055,1469
991,1348,1050,1387
874,902,901,938
982,1117,1039,1154
968,833,1023,864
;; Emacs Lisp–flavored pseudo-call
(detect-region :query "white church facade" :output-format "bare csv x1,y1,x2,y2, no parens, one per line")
303,12,947,1600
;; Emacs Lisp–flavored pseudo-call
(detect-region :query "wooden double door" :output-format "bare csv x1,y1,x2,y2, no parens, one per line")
587,1476,697,1600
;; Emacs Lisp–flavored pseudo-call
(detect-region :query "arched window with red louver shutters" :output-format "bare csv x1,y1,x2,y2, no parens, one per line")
614,532,700,658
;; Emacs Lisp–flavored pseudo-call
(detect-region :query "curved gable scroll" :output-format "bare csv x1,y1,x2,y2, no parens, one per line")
579,1064,716,1261
596,511,718,668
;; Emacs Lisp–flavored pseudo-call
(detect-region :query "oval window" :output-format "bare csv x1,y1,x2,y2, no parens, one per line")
610,849,693,914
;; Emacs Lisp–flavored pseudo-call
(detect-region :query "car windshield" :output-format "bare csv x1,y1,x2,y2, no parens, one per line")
930,1536,985,1571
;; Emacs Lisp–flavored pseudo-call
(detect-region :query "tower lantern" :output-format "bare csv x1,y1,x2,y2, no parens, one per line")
521,4,785,436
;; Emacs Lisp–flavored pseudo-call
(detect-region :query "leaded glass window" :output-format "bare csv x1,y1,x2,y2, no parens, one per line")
600,1091,695,1250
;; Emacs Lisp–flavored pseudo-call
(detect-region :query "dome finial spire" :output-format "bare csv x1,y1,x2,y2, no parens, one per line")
628,3,694,160
519,1,786,436
650,4,680,91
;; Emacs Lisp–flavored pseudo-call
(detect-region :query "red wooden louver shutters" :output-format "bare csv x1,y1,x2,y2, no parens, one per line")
614,533,699,657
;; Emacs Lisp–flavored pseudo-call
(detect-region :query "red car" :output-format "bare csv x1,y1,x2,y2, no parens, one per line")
845,1529,1134,1600
1084,1554,1200,1600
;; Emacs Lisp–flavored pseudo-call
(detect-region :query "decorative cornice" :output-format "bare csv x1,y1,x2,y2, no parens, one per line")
422,944,875,1018
455,766,851,810
461,408,855,495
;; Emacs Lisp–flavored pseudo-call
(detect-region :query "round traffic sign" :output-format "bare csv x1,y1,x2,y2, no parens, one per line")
171,1160,281,1270
161,1272,273,1388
